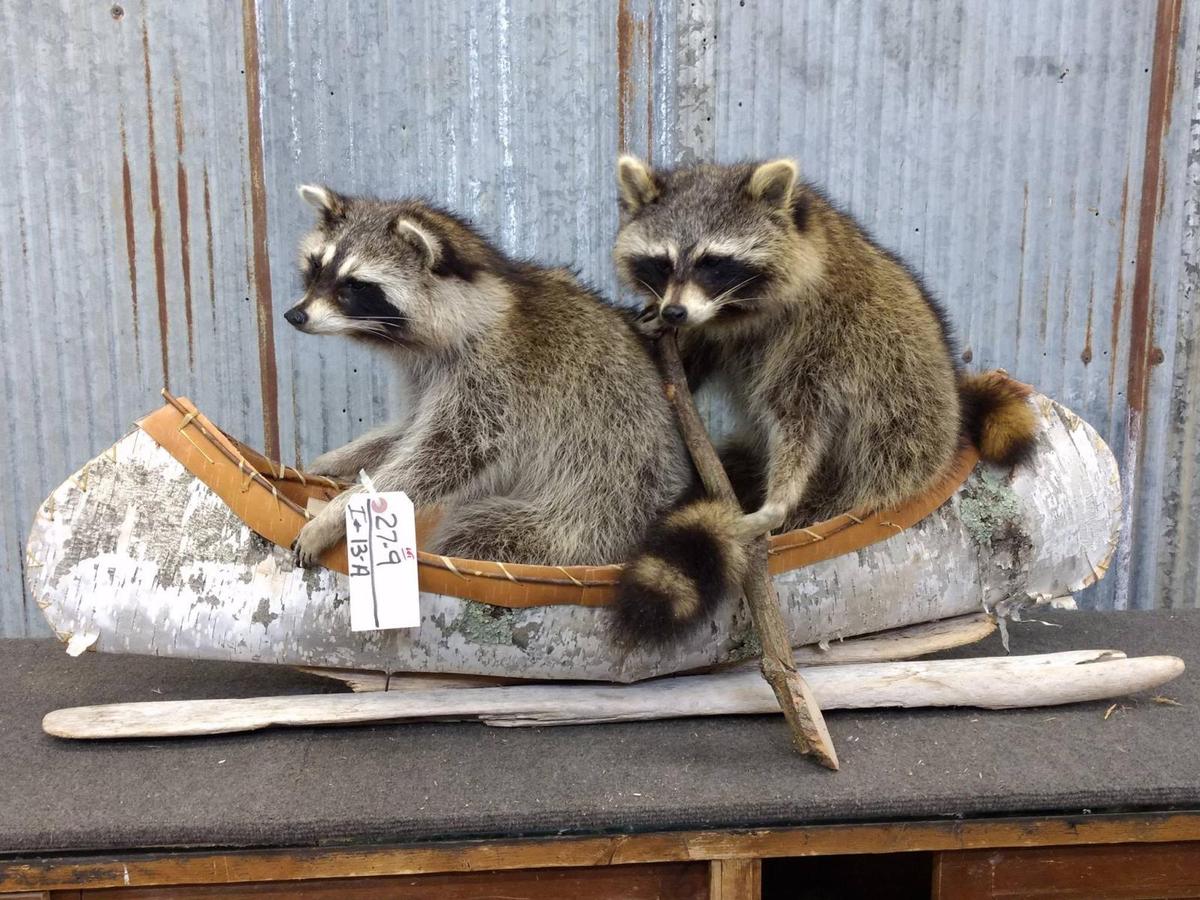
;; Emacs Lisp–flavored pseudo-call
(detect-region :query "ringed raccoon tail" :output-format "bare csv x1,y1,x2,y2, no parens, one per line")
959,371,1039,467
613,499,753,649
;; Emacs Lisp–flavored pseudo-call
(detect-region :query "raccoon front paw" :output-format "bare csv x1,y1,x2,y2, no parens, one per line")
292,508,346,567
634,305,665,338
304,451,354,479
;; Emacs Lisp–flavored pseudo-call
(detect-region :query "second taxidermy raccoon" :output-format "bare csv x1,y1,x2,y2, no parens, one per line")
611,156,1038,647
287,185,691,568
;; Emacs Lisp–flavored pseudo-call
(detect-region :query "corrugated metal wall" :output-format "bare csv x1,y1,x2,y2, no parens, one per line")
1,1,1197,636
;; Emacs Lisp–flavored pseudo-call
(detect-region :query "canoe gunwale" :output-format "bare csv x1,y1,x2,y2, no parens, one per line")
140,389,980,608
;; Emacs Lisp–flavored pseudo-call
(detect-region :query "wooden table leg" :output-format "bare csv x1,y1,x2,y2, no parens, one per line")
710,858,762,900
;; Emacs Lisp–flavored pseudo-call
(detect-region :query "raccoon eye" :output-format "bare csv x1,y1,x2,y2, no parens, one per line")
301,254,321,287
629,255,673,295
338,278,388,310
691,254,764,296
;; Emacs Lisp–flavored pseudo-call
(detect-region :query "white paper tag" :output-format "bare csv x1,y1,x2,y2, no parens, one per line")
345,491,421,631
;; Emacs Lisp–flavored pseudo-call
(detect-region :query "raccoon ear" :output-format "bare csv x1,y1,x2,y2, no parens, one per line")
393,217,438,268
297,184,346,226
617,155,660,214
746,159,798,209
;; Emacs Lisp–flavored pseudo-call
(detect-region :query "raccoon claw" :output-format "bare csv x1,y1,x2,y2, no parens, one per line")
291,536,318,569
634,307,665,338
292,514,341,568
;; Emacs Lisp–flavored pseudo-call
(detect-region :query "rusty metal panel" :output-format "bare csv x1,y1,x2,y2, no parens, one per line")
253,0,625,473
2,0,1198,635
1134,0,1200,610
0,1,271,635
662,0,1199,609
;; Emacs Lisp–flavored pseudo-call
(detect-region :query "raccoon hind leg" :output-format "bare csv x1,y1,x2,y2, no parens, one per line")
430,497,562,565
782,453,852,531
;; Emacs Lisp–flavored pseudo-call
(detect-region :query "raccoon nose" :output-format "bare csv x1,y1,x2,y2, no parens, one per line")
661,304,688,325
284,307,308,327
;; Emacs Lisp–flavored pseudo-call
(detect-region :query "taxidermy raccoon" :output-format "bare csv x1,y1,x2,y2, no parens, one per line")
611,156,1037,648
287,185,692,568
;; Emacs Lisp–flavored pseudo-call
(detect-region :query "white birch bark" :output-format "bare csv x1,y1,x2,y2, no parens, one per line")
26,395,1121,682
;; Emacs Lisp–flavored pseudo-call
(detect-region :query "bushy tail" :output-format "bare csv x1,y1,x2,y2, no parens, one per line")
613,499,751,649
959,371,1039,467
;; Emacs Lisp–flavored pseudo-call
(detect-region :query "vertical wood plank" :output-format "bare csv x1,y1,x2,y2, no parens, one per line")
709,858,762,900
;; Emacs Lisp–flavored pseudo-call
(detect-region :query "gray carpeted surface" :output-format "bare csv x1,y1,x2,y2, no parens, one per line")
0,610,1196,856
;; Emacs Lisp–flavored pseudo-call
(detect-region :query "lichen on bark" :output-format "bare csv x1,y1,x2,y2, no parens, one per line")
959,467,1024,549
452,602,516,644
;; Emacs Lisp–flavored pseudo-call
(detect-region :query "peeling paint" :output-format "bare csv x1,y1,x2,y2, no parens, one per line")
1081,285,1095,365
173,76,195,368
119,120,140,348
616,0,653,158
141,22,170,389
617,0,634,153
1126,0,1184,420
240,0,281,459
201,166,216,320
1109,170,1132,407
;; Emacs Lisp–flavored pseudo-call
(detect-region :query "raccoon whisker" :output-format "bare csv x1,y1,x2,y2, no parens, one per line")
362,322,399,336
636,279,665,304
711,276,761,308
361,328,404,345
338,318,403,344
717,296,767,310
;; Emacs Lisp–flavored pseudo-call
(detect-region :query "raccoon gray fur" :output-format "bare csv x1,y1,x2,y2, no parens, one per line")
287,184,692,568
610,157,1038,648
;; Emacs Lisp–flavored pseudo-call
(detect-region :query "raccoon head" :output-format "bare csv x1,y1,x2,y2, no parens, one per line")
613,157,818,329
285,185,510,351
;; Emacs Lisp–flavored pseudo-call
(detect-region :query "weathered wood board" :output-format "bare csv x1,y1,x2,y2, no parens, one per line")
25,394,1120,682
43,650,1184,740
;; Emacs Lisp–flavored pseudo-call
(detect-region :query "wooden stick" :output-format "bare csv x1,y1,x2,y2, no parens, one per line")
783,611,996,668
656,333,839,768
43,650,1185,739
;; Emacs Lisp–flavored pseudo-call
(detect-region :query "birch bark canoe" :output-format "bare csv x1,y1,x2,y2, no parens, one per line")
41,650,1184,740
25,394,1121,682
